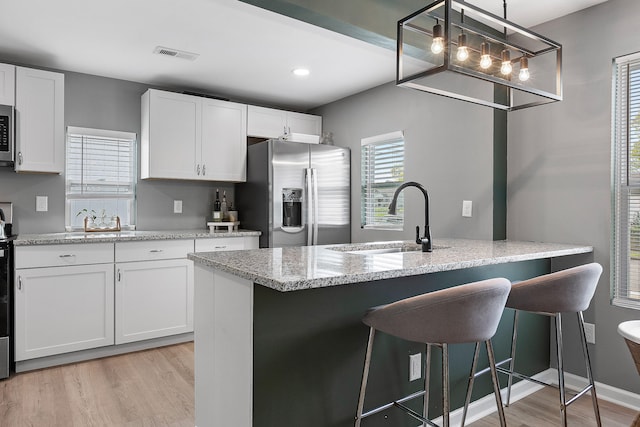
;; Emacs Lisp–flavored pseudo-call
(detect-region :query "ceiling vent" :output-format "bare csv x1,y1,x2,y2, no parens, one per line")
153,46,199,61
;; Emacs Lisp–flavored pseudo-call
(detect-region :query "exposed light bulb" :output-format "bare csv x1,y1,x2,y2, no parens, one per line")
500,50,512,75
456,33,469,62
457,46,469,61
432,38,444,54
480,43,492,69
431,23,444,54
519,57,530,81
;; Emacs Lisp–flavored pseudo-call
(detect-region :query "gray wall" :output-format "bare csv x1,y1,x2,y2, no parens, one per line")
507,0,640,392
314,81,495,243
0,68,234,234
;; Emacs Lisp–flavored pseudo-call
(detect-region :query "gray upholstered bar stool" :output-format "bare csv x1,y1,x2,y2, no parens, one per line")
354,277,511,427
462,262,603,427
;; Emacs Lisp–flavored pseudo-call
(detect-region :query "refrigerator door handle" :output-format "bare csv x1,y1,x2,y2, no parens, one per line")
312,168,319,245
305,168,313,245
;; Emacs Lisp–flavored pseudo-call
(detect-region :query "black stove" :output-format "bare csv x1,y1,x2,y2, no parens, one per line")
0,202,14,379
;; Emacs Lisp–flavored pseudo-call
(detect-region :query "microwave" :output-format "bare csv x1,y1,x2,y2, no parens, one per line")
0,105,13,166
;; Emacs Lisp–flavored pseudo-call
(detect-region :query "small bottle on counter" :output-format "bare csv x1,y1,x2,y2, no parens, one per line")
221,191,228,221
213,189,222,222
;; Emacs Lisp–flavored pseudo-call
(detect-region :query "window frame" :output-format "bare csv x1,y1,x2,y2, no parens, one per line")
360,130,405,230
612,51,640,309
65,126,137,231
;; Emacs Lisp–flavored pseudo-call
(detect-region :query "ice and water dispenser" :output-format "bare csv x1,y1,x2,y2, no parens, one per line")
281,188,302,231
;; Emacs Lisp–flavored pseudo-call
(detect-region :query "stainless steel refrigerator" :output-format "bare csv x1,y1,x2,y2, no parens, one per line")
237,139,350,248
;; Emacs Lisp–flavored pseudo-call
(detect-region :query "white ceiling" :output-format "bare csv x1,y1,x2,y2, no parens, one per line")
0,0,607,111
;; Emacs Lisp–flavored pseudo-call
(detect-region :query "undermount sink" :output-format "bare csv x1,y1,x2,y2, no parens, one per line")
344,247,422,255
328,242,449,255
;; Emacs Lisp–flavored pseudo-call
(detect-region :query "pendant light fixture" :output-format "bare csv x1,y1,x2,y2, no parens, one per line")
431,20,444,54
480,42,492,69
455,9,469,62
396,0,562,111
456,33,469,61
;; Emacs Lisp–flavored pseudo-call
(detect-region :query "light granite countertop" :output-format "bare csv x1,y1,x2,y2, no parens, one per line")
14,229,261,246
187,238,593,292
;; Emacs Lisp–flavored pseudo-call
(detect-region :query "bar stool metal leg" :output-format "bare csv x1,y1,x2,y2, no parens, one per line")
486,339,507,427
442,343,450,427
555,313,568,427
461,342,481,425
506,309,520,406
355,327,375,427
577,311,602,427
423,344,431,427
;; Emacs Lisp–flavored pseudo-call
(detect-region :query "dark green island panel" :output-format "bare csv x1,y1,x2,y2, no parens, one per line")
252,254,591,427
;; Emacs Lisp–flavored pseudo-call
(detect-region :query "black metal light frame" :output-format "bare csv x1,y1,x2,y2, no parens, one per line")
397,0,563,111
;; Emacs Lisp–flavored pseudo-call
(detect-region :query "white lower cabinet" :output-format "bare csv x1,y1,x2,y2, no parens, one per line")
115,259,194,344
13,235,255,366
115,240,194,344
14,263,115,361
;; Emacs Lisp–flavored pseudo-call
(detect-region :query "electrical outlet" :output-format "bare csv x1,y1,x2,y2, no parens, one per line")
462,200,472,217
584,322,595,344
174,200,183,214
36,196,48,212
409,353,422,382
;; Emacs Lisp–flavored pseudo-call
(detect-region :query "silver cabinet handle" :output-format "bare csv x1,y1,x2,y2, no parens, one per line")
197,164,201,175
149,249,163,253
202,164,206,176
18,152,23,165
59,254,75,258
214,246,227,249
117,269,121,282
18,276,22,291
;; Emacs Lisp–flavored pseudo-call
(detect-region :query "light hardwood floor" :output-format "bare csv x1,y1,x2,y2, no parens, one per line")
0,343,195,427
468,386,638,427
0,342,637,426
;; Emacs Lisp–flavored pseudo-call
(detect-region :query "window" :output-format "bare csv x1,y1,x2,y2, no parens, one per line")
361,131,405,230
613,53,640,308
65,127,137,231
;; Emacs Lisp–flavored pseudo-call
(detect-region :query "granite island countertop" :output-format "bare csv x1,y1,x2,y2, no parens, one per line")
15,229,261,246
187,238,593,292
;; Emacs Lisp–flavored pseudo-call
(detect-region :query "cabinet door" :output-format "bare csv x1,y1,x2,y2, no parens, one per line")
14,264,115,361
0,63,15,106
142,89,200,179
287,111,322,136
201,99,247,181
115,259,194,344
15,67,64,173
247,105,286,138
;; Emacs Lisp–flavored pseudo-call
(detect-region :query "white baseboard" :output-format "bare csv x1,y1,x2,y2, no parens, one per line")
423,369,640,427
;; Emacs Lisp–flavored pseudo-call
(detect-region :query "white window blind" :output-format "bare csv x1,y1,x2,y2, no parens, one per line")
65,127,136,230
361,131,405,230
612,53,640,308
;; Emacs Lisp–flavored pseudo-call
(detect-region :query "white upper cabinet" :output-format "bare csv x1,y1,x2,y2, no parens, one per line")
0,63,15,106
201,98,247,182
286,110,322,136
14,67,64,173
141,89,200,180
247,105,322,138
141,89,247,181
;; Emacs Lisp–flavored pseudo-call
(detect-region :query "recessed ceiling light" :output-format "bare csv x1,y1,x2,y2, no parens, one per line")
292,68,310,77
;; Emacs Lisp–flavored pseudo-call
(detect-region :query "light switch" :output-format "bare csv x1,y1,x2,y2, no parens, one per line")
36,196,48,212
462,200,472,218
174,200,183,214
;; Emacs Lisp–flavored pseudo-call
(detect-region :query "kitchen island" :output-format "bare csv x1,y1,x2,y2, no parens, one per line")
188,239,593,427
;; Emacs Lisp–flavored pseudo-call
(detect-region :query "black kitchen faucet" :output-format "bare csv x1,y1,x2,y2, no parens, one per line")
388,181,432,252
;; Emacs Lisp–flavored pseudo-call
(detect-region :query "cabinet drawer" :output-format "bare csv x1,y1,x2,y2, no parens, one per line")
116,239,194,262
195,237,245,252
15,243,114,269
